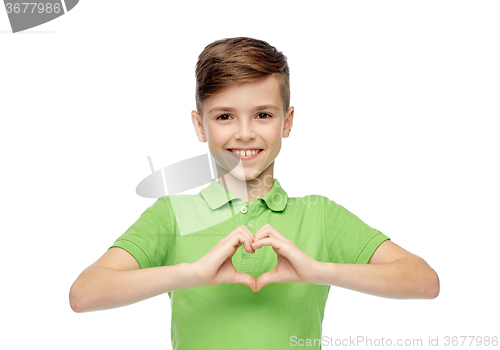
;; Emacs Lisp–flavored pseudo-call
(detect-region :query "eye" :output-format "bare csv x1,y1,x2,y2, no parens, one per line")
256,113,271,119
216,114,233,121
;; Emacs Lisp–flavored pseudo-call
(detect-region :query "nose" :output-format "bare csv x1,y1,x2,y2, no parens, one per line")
234,119,256,142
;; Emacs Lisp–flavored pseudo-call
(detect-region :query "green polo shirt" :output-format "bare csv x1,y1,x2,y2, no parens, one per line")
110,179,389,350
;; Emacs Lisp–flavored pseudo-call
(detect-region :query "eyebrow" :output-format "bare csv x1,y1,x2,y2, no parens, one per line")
207,104,281,114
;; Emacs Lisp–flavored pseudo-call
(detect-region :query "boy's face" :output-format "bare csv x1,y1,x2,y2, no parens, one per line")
191,75,294,182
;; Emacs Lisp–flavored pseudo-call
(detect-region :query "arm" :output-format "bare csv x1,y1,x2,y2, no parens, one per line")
313,240,440,299
252,224,439,299
69,247,200,313
69,226,257,313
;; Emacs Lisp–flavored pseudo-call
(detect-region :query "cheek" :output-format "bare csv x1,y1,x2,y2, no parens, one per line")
206,127,223,145
264,128,283,145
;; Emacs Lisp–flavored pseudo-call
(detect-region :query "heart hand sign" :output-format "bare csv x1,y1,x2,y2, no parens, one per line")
192,224,322,292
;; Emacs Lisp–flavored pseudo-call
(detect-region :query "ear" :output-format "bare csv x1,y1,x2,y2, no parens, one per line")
191,110,207,143
282,106,294,138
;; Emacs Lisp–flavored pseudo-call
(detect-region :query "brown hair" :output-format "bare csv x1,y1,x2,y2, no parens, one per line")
195,37,290,115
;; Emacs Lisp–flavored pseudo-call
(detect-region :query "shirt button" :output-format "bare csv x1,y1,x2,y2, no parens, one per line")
240,206,248,214
247,223,253,229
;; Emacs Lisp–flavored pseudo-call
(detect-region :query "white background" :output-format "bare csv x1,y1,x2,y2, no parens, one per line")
1,1,499,349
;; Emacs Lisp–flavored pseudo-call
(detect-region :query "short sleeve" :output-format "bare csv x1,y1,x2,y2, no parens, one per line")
324,198,389,264
109,197,175,269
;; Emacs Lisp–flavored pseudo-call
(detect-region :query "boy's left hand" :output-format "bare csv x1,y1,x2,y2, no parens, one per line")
251,224,322,292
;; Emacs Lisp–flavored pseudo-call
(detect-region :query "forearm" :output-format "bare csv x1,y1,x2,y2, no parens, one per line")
69,262,199,313
313,256,439,299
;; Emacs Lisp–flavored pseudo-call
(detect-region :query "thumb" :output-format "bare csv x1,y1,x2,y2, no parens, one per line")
232,271,257,292
255,270,279,292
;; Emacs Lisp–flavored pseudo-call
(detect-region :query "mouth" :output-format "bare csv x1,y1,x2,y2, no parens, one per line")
226,149,263,160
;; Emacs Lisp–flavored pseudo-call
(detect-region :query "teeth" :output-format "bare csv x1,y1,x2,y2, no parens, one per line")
232,149,260,156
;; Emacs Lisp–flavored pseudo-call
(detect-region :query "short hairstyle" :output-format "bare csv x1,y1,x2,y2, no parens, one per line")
195,37,290,115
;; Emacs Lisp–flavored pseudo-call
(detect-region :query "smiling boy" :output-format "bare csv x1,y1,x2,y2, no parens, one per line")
70,37,439,350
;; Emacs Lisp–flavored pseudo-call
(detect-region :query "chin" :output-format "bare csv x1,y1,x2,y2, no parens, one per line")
227,170,262,181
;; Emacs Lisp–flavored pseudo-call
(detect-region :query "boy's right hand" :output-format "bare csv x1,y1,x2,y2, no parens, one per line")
192,225,257,292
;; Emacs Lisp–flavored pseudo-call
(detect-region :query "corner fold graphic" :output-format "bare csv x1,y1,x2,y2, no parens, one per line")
64,0,78,11
136,153,213,198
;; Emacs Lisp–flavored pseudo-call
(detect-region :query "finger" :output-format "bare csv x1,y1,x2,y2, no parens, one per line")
227,232,255,255
252,237,285,252
221,226,255,254
234,226,256,253
222,225,252,242
229,225,255,247
254,224,286,242
238,225,256,252
254,223,272,238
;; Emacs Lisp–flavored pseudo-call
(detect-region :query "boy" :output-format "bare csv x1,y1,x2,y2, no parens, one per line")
70,37,439,349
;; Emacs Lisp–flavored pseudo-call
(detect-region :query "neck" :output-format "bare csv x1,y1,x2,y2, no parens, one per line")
216,163,275,205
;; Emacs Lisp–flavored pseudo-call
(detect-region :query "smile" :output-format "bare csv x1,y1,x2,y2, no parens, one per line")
226,149,263,160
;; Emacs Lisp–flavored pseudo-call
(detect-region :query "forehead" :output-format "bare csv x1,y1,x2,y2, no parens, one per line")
203,75,283,115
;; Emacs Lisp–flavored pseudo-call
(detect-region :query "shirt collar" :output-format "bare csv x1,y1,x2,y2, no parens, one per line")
200,178,288,212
